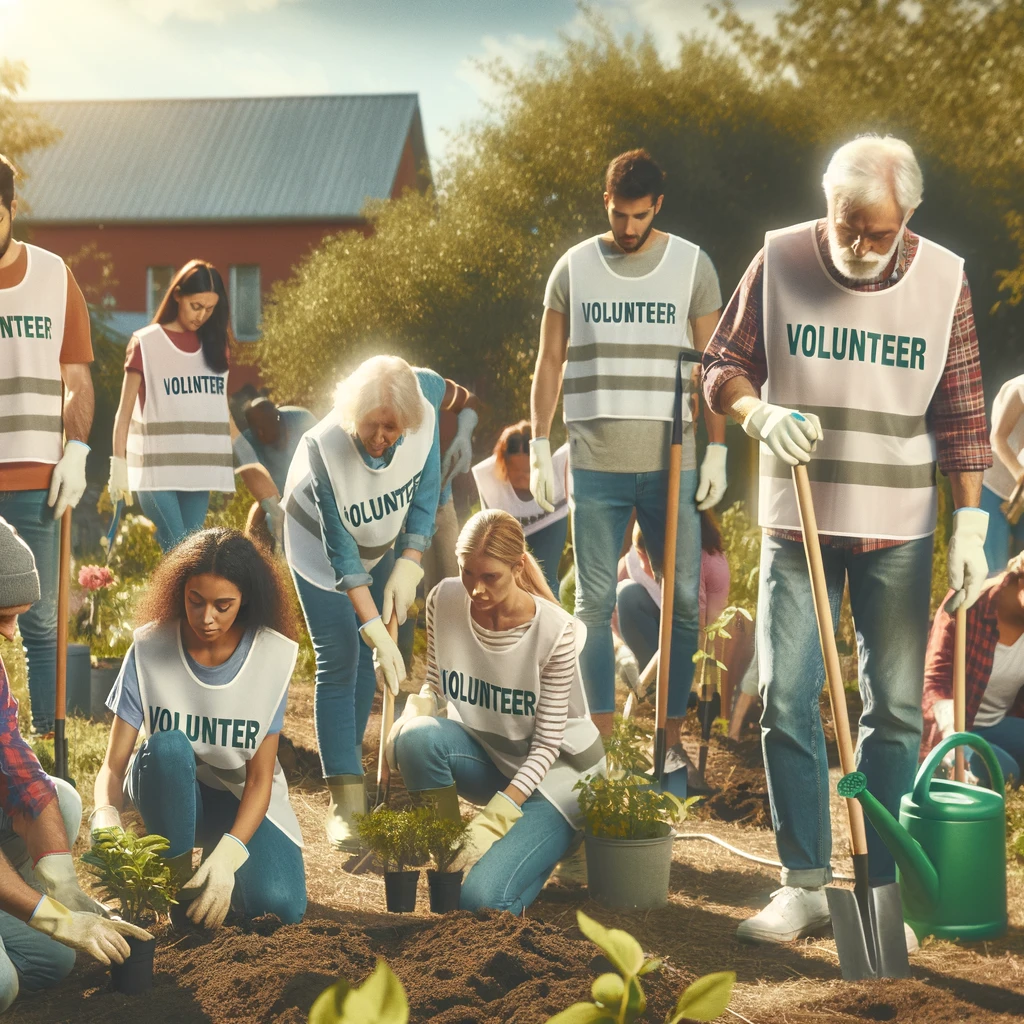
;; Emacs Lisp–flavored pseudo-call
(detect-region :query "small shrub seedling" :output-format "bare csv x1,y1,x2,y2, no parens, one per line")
355,808,429,872
418,812,471,874
82,827,178,924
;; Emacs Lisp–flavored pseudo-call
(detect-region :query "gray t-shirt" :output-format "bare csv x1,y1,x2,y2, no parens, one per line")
544,233,722,473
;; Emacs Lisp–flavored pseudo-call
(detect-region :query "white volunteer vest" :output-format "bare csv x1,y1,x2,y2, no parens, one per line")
126,324,234,492
283,387,435,590
432,579,605,827
0,244,67,465
133,621,302,846
983,375,1024,501
563,234,699,424
761,221,962,539
471,443,570,537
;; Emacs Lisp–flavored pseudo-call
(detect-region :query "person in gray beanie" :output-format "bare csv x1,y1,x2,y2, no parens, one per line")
0,517,150,1013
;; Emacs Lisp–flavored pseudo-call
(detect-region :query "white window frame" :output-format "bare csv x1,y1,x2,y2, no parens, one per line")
230,264,262,342
146,265,176,320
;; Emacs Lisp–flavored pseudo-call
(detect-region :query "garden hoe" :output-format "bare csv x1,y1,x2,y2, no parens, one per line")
792,465,909,981
54,509,71,782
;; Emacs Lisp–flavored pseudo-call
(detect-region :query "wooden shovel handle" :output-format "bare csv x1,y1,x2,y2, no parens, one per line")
655,443,682,732
954,605,967,782
376,615,399,790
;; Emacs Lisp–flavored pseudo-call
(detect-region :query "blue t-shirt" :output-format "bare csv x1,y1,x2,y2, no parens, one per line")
233,406,317,495
106,626,287,735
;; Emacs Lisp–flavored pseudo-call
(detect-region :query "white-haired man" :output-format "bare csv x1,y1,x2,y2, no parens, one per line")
703,135,991,943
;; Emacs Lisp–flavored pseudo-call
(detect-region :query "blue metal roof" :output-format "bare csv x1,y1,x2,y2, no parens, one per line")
19,94,427,223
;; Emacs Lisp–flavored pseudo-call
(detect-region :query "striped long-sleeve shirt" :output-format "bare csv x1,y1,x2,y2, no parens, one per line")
424,587,576,799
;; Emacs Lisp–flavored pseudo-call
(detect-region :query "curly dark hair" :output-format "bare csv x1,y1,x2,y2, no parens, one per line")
134,528,299,641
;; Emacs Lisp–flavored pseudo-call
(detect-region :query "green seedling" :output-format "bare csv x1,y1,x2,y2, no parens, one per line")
354,808,429,872
308,960,408,1024
82,826,177,924
418,812,471,874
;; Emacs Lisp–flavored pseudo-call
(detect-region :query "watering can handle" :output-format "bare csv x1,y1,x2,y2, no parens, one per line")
914,732,1004,808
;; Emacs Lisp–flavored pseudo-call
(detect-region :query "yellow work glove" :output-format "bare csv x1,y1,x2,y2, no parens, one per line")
381,556,424,627
457,792,523,874
529,437,555,513
29,895,152,964
34,853,110,917
182,834,249,930
360,616,407,695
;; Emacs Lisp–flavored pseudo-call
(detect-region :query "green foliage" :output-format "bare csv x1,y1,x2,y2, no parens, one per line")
82,827,178,925
308,960,409,1024
206,483,258,535
693,604,752,700
0,60,60,179
418,812,470,874
1006,784,1024,865
718,502,761,617
355,808,428,872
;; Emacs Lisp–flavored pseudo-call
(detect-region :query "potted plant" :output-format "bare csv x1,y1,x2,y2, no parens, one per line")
575,716,697,910
81,827,178,994
355,809,427,913
418,812,470,913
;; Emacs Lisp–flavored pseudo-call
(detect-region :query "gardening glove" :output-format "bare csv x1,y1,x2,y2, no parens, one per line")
441,407,478,489
360,616,407,695
456,792,523,874
107,455,133,507
182,834,249,930
260,495,286,546
946,508,989,612
381,556,424,627
89,804,124,838
932,698,955,740
741,401,822,466
34,853,111,917
695,443,728,510
386,683,440,771
29,895,152,964
48,440,90,519
615,643,641,696
529,436,556,513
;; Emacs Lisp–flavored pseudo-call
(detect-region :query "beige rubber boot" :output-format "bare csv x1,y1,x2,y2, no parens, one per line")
408,783,461,822
324,774,367,852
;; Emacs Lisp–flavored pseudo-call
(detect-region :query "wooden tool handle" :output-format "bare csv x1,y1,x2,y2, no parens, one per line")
655,443,682,733
376,615,400,788
792,466,870,858
954,604,967,782
55,510,71,721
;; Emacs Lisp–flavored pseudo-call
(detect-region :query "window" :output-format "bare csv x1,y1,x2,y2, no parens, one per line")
146,266,175,319
230,265,262,341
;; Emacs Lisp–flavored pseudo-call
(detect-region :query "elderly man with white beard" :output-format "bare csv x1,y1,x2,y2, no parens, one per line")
702,135,991,944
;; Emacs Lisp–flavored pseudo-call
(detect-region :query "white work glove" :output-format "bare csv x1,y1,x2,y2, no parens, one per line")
742,401,822,466
529,436,556,513
946,508,989,612
48,440,89,519
181,834,249,930
615,643,641,696
386,683,439,771
260,496,286,546
441,407,478,490
107,455,133,507
381,556,424,627
29,895,152,964
696,443,728,511
34,853,110,917
456,792,523,874
932,698,955,740
89,804,123,838
360,616,407,695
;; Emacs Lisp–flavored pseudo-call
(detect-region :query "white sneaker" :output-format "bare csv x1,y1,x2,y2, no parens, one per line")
737,886,831,944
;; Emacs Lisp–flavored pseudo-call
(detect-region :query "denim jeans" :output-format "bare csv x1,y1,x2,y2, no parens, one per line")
570,468,700,716
616,579,660,671
527,517,569,596
136,490,211,552
971,717,1024,787
127,730,306,923
292,549,394,778
980,484,1024,574
395,717,576,914
757,533,933,886
0,490,59,732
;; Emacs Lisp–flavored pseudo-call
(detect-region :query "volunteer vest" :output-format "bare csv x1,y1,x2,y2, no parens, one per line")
760,221,962,539
283,387,435,590
0,244,67,465
126,324,234,492
432,578,605,827
563,233,699,424
133,621,302,846
471,443,570,537
983,375,1024,501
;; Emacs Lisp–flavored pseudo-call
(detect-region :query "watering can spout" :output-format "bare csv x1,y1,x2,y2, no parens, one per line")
837,772,940,912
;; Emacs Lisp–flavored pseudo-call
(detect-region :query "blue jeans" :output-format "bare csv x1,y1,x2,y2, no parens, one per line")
616,579,660,670
971,717,1024,787
292,549,394,778
395,717,575,914
757,534,933,886
136,490,211,552
571,468,701,716
0,490,59,732
127,730,306,924
527,517,568,595
980,484,1024,574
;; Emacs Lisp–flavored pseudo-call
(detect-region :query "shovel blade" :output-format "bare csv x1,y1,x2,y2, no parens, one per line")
868,882,911,980
827,886,877,981
826,884,910,981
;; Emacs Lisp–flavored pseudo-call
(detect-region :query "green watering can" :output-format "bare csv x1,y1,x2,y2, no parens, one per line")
837,732,1007,942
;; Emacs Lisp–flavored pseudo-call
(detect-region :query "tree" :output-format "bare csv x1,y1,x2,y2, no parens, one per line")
0,60,59,182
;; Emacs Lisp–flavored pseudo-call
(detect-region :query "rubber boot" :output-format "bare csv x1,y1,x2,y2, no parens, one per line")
409,783,461,822
325,774,367,852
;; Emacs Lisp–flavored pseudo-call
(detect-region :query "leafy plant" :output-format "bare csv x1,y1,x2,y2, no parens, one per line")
355,809,428,872
418,812,471,874
81,827,178,925
693,605,752,704
309,960,408,1024
547,911,735,1024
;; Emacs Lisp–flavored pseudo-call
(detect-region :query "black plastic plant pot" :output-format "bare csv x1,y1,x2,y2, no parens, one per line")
383,870,419,913
170,888,201,932
427,870,463,913
110,934,156,995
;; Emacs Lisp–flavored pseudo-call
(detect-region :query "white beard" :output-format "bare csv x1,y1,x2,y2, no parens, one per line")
827,222,901,282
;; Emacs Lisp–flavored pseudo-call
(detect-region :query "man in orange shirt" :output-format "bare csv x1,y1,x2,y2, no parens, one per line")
0,154,94,736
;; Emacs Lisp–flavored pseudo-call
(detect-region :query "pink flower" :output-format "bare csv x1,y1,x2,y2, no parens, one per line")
78,565,115,592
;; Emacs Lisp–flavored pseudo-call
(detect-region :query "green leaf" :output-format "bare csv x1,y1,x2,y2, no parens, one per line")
591,972,625,1008
668,971,736,1023
576,911,644,976
342,961,409,1023
638,958,662,976
308,978,353,1024
545,1004,616,1024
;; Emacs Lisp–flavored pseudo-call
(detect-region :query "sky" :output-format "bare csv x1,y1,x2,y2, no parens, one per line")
0,0,781,165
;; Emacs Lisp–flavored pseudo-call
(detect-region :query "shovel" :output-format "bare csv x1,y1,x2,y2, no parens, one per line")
792,464,910,981
54,509,71,782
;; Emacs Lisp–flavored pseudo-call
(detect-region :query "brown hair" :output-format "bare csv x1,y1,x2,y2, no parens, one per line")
135,528,299,641
493,420,532,483
0,154,15,212
605,148,664,201
152,259,231,374
455,509,558,605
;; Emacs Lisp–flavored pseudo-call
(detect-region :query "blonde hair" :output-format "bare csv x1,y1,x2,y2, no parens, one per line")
456,509,558,604
333,355,424,436
823,135,923,215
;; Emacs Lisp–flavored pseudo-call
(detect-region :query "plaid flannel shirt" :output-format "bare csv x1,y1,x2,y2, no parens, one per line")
0,654,57,821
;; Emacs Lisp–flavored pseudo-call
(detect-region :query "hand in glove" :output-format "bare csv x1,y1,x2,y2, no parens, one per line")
48,441,90,519
260,495,286,546
946,508,989,612
456,791,523,874
695,443,728,511
29,895,152,964
742,402,822,466
108,455,133,506
182,834,249,930
441,407,478,489
386,684,439,770
529,437,556,513
360,616,407,695
89,804,123,840
34,853,110,917
381,556,424,627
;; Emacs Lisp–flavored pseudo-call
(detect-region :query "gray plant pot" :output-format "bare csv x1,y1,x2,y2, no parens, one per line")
89,658,122,721
65,644,92,718
583,824,674,910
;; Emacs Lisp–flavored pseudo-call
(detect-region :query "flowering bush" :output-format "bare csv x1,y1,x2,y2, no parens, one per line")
78,565,115,592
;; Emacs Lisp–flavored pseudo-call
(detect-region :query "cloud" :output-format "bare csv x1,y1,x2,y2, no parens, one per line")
127,0,297,25
456,33,554,105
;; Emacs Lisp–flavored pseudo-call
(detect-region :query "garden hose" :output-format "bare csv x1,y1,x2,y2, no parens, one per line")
672,832,855,882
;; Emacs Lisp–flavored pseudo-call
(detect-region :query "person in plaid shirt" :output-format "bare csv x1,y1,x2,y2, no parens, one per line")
702,136,991,945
